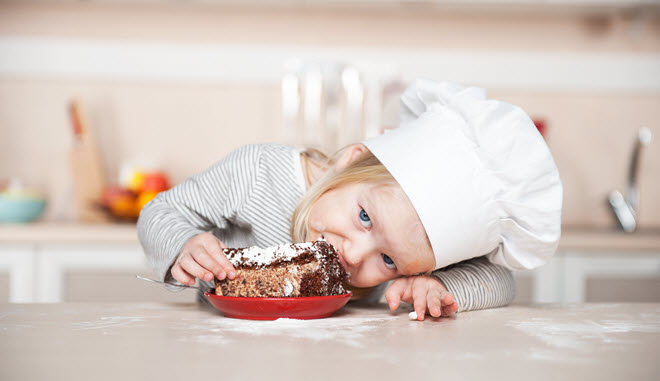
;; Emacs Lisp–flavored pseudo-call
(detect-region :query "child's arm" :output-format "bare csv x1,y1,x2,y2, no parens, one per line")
385,256,515,320
137,145,262,286
432,256,516,313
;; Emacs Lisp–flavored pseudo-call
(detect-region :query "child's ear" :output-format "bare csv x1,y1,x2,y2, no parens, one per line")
335,144,368,171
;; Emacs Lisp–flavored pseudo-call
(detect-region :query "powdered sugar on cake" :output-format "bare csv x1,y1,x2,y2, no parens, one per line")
224,241,320,267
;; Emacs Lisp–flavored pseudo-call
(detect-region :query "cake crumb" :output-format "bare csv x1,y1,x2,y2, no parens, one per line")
283,279,293,296
408,311,418,320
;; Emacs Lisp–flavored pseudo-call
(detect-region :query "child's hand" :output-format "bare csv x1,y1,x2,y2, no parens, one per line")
385,275,459,320
171,233,236,286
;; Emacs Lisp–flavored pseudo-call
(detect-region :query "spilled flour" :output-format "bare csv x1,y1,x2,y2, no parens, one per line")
506,317,660,350
71,316,146,330
176,315,398,348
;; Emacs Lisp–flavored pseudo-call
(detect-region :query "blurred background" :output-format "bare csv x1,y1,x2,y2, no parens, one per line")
0,0,659,305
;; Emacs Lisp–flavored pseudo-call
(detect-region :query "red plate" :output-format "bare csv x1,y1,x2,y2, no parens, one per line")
204,291,352,320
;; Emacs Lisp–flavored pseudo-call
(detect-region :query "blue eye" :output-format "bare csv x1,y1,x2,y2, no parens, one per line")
381,254,396,269
359,208,372,228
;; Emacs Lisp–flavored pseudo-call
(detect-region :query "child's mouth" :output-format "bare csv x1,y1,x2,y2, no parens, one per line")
336,250,348,272
321,235,350,277
335,250,351,280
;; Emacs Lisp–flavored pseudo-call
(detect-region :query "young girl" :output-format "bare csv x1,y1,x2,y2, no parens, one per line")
137,79,562,320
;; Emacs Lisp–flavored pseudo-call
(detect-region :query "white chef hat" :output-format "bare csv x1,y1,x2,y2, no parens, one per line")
362,79,563,271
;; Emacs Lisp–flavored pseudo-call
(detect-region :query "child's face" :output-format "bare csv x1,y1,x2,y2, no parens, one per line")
305,182,435,288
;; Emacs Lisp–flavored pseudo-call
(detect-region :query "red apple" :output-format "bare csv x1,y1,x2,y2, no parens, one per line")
141,172,169,193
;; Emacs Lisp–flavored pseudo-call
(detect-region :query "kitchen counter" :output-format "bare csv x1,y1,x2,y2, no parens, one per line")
0,222,139,244
1,303,658,380
1,222,660,250
559,227,660,252
1,223,659,304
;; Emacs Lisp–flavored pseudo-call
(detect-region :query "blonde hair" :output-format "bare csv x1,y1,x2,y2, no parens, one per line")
290,147,397,243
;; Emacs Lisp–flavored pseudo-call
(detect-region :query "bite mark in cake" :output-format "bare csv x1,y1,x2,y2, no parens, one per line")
216,239,347,297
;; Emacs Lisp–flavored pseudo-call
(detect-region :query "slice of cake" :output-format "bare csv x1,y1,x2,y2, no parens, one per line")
215,239,347,297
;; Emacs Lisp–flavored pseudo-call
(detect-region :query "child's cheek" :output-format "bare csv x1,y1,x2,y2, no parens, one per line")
308,216,326,233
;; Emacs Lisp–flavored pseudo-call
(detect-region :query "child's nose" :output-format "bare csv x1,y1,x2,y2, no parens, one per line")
343,249,362,267
343,239,374,267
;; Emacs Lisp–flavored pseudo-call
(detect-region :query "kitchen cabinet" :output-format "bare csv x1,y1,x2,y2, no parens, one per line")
0,223,193,303
514,229,660,304
1,223,659,304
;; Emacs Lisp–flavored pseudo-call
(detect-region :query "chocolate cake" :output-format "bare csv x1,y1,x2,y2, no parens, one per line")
215,239,347,297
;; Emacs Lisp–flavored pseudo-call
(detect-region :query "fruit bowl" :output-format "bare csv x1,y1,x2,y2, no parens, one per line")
0,193,47,223
99,170,171,221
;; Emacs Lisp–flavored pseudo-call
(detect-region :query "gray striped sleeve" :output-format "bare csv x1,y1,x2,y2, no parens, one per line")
137,144,263,283
432,256,516,313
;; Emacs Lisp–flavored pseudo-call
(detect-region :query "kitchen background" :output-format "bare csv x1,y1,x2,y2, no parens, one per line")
1,0,659,304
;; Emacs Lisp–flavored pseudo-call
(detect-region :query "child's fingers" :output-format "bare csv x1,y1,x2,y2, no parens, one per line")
428,299,442,318
384,278,409,311
423,288,441,318
411,279,429,321
427,286,457,317
171,262,195,286
442,302,459,317
178,253,213,283
413,299,427,321
190,250,226,281
184,233,235,281
440,292,455,307
204,238,236,280
196,234,235,279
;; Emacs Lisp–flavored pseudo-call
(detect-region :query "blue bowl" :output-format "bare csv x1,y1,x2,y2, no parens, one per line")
0,194,47,223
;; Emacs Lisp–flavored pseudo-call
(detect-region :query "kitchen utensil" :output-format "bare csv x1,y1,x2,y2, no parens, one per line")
68,99,109,223
135,275,203,290
204,291,352,320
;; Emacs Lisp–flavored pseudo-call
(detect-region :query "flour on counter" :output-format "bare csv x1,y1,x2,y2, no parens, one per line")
507,316,660,350
177,315,398,348
72,316,146,330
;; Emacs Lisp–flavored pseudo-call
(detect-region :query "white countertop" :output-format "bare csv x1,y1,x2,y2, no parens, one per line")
1,302,658,381
1,222,659,251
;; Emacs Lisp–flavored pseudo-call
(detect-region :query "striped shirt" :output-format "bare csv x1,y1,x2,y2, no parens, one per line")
137,144,515,312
